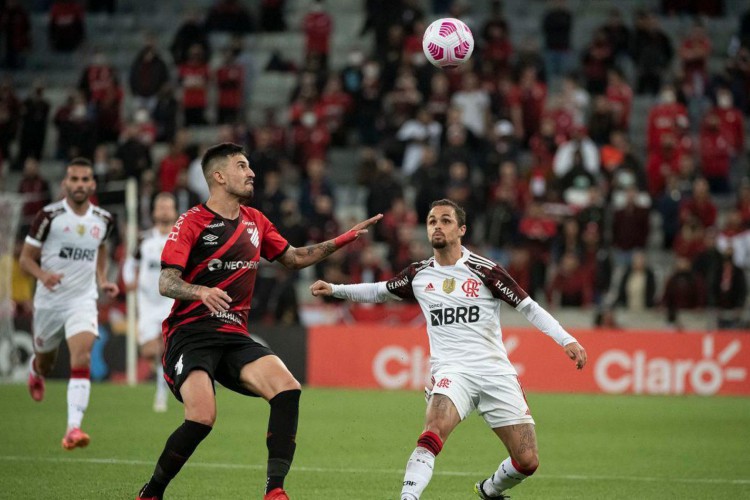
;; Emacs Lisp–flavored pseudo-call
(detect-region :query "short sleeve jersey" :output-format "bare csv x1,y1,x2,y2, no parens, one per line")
133,228,174,317
385,247,529,376
160,204,289,339
25,199,114,309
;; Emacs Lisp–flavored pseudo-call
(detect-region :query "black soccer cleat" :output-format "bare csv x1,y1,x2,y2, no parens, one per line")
474,479,510,499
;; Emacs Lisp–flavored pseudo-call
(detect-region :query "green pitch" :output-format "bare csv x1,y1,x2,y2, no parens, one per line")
1,383,749,499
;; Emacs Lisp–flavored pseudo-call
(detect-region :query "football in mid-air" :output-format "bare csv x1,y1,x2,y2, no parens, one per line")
422,17,474,68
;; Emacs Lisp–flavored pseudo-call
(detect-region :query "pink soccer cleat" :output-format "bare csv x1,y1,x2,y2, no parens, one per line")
264,488,290,500
28,372,45,402
61,427,90,450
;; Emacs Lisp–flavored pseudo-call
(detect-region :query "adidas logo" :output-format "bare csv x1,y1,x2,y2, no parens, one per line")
425,283,435,292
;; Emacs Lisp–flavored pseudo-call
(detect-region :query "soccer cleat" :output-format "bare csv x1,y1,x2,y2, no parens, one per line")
264,487,290,500
28,372,45,402
136,483,161,500
474,480,510,499
61,427,90,450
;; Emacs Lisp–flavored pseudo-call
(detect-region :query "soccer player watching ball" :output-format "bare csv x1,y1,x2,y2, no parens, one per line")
136,143,382,500
310,199,587,500
20,157,119,450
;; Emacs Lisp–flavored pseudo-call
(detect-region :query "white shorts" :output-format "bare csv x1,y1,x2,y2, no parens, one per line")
32,300,99,353
137,309,166,346
429,372,535,429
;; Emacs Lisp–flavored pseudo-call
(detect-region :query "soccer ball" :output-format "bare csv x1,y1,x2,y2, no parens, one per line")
422,18,474,69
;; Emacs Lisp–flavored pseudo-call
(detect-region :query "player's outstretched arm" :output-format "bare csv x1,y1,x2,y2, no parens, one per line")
19,242,63,291
309,279,393,303
159,268,232,314
310,280,333,297
564,342,587,370
516,297,587,370
277,214,383,270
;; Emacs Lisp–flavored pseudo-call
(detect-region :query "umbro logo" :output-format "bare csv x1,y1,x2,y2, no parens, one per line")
203,234,219,245
425,283,435,292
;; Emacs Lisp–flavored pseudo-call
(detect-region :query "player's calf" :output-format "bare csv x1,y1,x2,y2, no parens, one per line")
401,431,444,500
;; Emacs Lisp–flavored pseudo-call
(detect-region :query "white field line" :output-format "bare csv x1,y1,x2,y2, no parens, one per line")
0,455,749,486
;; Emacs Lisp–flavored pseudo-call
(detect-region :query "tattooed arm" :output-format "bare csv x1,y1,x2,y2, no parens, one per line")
159,268,232,313
276,213,383,270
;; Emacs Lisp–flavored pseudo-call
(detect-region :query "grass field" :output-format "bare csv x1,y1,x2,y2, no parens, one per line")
1,382,749,499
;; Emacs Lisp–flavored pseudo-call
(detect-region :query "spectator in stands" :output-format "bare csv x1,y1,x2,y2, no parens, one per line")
348,245,391,285
605,68,633,130
0,81,20,163
693,226,722,284
632,11,673,95
451,72,491,139
678,21,711,92
737,180,750,225
15,83,50,169
712,87,745,157
662,256,706,329
153,83,178,143
53,90,96,160
289,104,330,168
616,250,656,312
581,221,612,305
481,14,513,76
172,169,200,215
317,73,354,146
298,158,335,219
612,186,650,264
215,48,245,125
547,252,593,307
541,0,573,79
18,158,51,228
515,65,547,146
247,128,283,195
647,132,683,197
129,36,170,113
115,123,152,179
366,157,403,223
170,10,210,65
560,74,589,127
158,142,189,192
711,246,748,329
205,0,255,34
587,95,616,146
601,8,631,66
646,83,689,153
303,0,332,70
79,50,117,105
276,198,308,248
354,60,383,145
581,28,614,95
411,147,446,221
379,196,418,246
553,125,599,180
0,0,31,69
260,0,286,32
485,181,521,265
552,217,581,263
254,170,287,224
602,130,646,193
699,111,731,194
93,77,123,144
679,178,717,228
519,201,557,298
307,194,339,244
397,108,442,176
384,73,423,130
48,0,85,52
673,215,706,262
178,44,210,126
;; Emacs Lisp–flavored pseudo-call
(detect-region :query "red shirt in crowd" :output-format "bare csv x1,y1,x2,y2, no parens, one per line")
699,126,731,180
714,106,745,154
303,10,332,56
679,197,717,228
647,102,688,152
216,63,244,110
646,146,682,196
159,151,190,192
179,63,210,109
606,81,633,129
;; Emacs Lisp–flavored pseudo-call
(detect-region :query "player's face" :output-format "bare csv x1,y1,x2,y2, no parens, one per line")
152,196,177,225
64,165,96,205
426,206,465,249
222,154,255,199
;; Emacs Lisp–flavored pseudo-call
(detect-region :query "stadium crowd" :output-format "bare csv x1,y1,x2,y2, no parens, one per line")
2,0,750,330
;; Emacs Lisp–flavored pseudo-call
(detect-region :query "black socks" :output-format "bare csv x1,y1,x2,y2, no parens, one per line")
265,389,301,493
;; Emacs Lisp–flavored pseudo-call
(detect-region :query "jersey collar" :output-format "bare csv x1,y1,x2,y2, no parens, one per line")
63,198,93,218
432,246,470,268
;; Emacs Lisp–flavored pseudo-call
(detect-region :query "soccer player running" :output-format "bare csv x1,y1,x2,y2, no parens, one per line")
123,192,178,412
19,158,119,450
310,199,587,500
136,143,382,500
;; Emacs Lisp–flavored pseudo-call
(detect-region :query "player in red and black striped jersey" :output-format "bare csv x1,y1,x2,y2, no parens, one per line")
137,143,382,500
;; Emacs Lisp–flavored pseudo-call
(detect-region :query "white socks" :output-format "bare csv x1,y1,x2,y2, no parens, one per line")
29,355,39,377
155,364,168,400
400,447,435,500
67,372,91,430
483,457,531,496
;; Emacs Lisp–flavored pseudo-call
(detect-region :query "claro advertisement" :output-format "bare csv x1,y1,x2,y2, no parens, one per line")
307,326,750,396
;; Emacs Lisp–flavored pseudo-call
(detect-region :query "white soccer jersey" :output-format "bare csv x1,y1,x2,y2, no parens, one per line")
25,199,113,310
383,248,565,377
126,228,174,320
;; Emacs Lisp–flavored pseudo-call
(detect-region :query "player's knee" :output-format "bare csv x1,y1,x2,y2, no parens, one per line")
70,351,91,368
512,452,539,475
187,408,216,427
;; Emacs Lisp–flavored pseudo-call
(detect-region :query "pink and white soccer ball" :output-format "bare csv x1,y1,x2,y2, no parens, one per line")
422,18,474,68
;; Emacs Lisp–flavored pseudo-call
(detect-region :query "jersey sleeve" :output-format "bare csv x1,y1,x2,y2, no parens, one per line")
467,259,529,308
25,209,52,248
161,214,198,272
258,211,290,261
384,263,420,301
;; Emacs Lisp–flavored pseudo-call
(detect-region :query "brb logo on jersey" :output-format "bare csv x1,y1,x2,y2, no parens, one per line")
430,305,480,326
59,247,96,261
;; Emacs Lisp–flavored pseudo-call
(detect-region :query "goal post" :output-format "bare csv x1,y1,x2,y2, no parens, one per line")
125,177,138,386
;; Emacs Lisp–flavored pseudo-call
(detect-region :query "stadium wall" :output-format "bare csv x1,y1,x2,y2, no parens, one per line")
307,326,750,396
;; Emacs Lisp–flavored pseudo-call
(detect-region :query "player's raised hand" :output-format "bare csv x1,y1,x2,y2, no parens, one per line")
41,272,64,291
199,286,232,313
349,214,383,237
564,342,587,370
309,280,333,297
100,281,120,298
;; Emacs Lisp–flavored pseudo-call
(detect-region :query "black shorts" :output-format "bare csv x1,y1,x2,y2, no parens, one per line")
163,330,274,403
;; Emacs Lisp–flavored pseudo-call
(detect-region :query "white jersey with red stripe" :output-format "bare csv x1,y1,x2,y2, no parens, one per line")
25,199,113,310
384,247,531,377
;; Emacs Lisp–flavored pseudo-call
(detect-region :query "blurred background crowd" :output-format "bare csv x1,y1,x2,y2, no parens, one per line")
1,0,749,331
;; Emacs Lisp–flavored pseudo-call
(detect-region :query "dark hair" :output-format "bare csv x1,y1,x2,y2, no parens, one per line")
201,142,246,178
68,157,93,169
429,198,466,227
